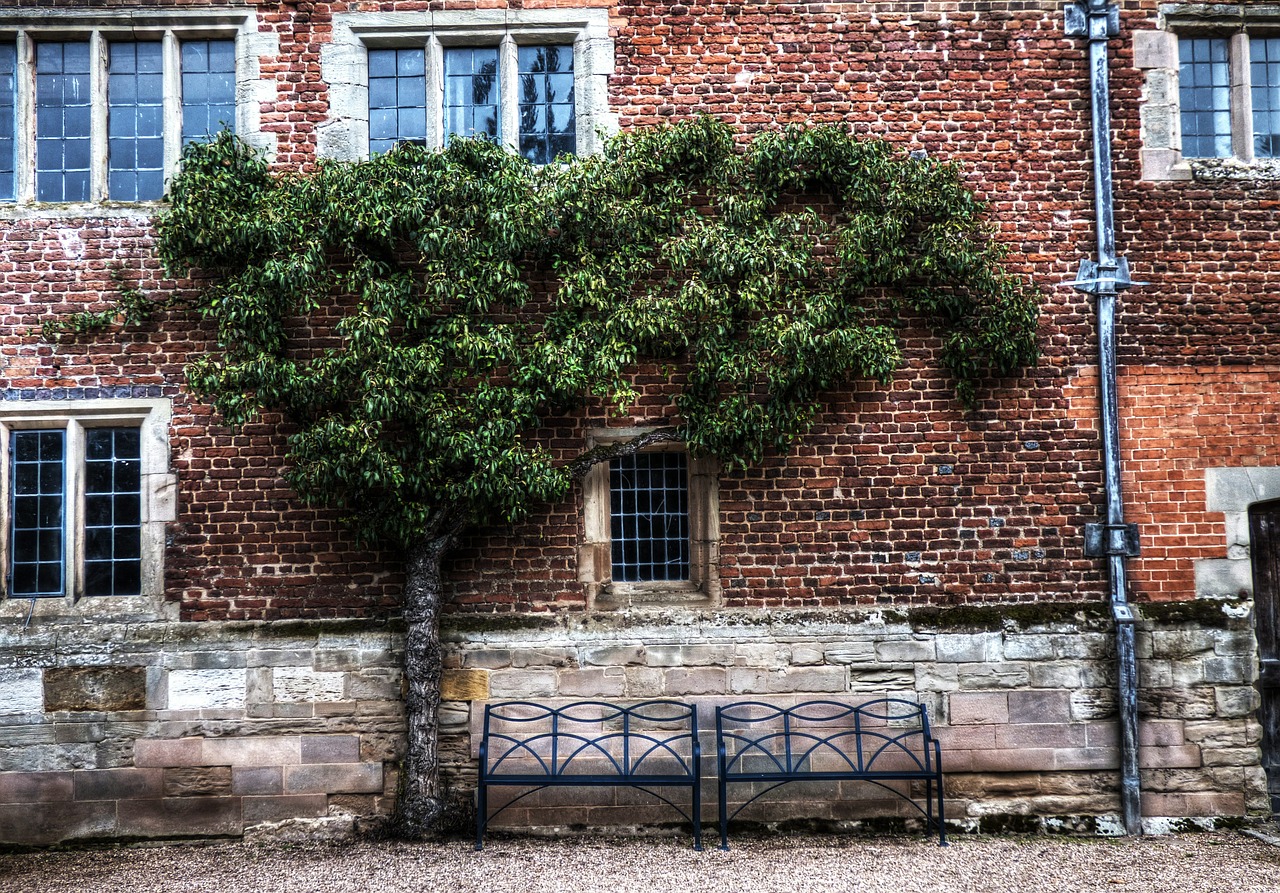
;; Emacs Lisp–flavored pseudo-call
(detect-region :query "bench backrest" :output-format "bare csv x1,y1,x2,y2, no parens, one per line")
482,700,699,779
716,698,937,777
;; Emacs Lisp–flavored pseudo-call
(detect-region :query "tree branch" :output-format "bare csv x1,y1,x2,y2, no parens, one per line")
567,427,683,480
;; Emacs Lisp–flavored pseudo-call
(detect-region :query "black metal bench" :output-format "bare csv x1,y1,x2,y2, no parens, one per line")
475,699,702,850
715,697,947,848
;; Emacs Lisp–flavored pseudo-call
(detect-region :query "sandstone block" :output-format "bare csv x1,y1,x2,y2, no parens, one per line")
1139,720,1186,747
1053,747,1118,771
163,766,233,797
823,643,875,665
1202,656,1253,685
935,633,1002,663
956,662,1031,689
0,669,42,715
72,767,164,801
1137,745,1201,770
789,646,824,666
243,794,329,825
347,669,401,701
301,735,360,764
1069,689,1116,721
767,666,846,694
511,648,576,669
948,692,1009,725
1215,685,1260,717
273,667,346,703
556,668,626,698
0,801,115,845
663,667,727,696
133,737,204,768
996,722,1086,750
489,669,557,698
117,796,242,836
1140,791,1245,817
284,762,383,795
43,667,146,712
848,667,913,692
0,770,72,803
581,645,646,666
440,669,490,701
1001,635,1056,661
167,669,247,710
914,664,959,692
1182,719,1259,748
202,736,301,767
623,667,664,697
232,766,284,796
875,639,936,662
462,649,512,670
1027,662,1084,689
1008,690,1071,724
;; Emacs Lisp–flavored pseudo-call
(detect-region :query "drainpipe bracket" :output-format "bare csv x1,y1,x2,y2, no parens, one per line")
1084,522,1141,558
1064,1,1120,39
1111,602,1137,625
1071,257,1145,294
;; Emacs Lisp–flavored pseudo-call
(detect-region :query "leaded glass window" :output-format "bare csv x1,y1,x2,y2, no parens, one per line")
8,431,65,597
35,41,92,202
610,452,691,583
1179,38,1232,158
83,428,143,597
444,48,500,143
0,42,15,202
518,45,575,165
108,42,165,201
368,48,427,154
181,39,237,143
1252,38,1280,159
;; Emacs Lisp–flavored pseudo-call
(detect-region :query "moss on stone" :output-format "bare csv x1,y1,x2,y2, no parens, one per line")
1137,600,1248,629
443,613,559,635
908,602,1108,632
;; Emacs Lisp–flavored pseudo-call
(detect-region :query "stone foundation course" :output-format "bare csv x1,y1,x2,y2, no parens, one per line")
0,601,1267,846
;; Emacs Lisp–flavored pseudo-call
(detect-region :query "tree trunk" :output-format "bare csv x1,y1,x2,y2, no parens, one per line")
392,527,458,837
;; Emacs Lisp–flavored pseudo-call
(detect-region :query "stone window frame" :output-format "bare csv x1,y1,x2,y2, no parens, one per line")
578,428,721,611
1137,4,1280,181
319,9,616,162
0,8,273,214
1200,467,1280,599
0,397,177,622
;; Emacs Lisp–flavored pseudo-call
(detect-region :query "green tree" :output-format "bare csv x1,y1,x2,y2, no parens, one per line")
48,117,1038,836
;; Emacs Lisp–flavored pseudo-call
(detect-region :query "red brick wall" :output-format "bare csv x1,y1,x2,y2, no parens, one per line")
3,1,1277,620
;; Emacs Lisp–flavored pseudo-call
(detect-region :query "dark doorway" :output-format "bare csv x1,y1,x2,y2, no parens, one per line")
1248,500,1280,816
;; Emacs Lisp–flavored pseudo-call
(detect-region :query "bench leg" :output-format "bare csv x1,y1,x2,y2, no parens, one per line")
718,775,729,850
693,773,703,851
475,782,487,851
934,775,948,847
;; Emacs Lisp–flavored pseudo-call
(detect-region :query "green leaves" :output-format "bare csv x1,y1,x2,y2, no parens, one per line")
121,119,1039,548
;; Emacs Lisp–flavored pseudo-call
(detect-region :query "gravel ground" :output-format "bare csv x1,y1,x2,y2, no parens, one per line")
1,832,1278,893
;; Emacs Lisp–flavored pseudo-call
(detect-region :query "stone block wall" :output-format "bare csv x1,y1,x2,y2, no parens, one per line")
440,602,1267,836
0,619,404,847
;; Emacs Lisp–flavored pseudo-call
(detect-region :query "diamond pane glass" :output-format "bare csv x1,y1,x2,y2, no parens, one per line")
9,430,64,596
368,48,426,155
610,452,690,583
82,427,143,596
35,42,92,202
1180,38,1232,158
108,42,165,200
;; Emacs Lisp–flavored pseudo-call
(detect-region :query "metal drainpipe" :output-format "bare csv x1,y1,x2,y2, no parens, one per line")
1065,0,1143,835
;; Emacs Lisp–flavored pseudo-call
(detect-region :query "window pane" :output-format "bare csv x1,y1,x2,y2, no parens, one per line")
0,42,15,201
82,427,144,596
1179,38,1232,158
444,48,500,144
35,42,92,202
109,42,165,200
182,39,236,143
1252,38,1280,159
9,430,65,596
369,47,426,155
610,452,690,583
517,45,575,164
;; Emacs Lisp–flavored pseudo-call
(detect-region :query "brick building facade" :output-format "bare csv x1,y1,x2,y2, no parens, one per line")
0,1,1276,845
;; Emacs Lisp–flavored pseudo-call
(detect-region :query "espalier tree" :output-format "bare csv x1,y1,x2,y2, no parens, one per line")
49,117,1038,836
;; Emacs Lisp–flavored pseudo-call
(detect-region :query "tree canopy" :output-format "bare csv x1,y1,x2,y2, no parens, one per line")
53,117,1037,551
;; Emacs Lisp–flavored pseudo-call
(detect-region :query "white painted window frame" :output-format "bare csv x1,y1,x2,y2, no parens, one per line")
320,9,616,162
1138,4,1280,181
579,428,721,611
0,398,177,620
0,9,272,210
